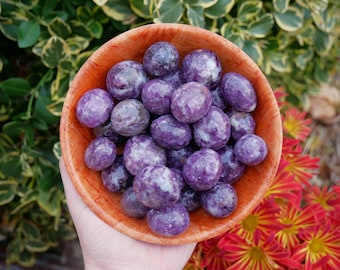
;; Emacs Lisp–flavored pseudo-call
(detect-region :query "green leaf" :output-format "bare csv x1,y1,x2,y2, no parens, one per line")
37,188,61,216
274,6,304,32
24,239,50,253
0,22,18,41
41,36,71,68
273,0,290,13
309,0,328,12
242,40,263,65
154,0,184,23
22,221,40,239
129,0,153,19
295,48,313,70
314,60,329,83
47,17,72,39
102,0,135,22
205,0,235,19
70,20,93,39
247,13,274,38
93,0,108,6
53,142,62,160
188,0,218,8
18,20,41,48
313,28,334,55
0,77,31,97
237,0,262,22
59,58,75,72
311,8,336,33
186,5,205,27
88,20,103,39
66,36,90,54
0,180,17,205
268,51,291,72
3,121,24,137
18,249,35,268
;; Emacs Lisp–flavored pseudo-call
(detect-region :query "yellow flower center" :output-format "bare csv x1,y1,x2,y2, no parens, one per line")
283,119,300,138
309,238,325,253
242,215,258,232
250,247,265,261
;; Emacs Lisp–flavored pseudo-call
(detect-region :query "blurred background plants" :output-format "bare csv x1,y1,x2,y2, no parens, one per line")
0,0,339,267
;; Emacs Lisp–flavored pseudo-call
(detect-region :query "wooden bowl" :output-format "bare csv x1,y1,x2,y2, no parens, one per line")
60,23,282,245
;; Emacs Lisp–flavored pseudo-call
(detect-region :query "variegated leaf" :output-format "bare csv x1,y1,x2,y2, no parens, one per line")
295,48,314,70
129,0,153,19
186,4,205,27
242,40,263,65
268,52,291,72
248,13,274,38
154,0,184,23
66,36,90,54
311,9,336,33
0,180,17,206
273,0,290,13
41,36,71,68
47,17,71,39
93,0,108,6
102,0,135,22
24,239,49,253
237,0,263,22
205,0,235,19
313,28,335,55
274,6,303,32
308,0,328,12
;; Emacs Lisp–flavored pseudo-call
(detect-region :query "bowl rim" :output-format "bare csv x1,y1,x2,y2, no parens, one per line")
60,23,283,245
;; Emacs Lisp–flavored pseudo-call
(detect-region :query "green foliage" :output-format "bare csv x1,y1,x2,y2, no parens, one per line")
0,0,339,267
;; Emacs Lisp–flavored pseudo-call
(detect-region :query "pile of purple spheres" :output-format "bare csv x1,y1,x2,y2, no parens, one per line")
76,41,268,237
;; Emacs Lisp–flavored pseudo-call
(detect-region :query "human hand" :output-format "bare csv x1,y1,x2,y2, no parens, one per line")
59,158,196,270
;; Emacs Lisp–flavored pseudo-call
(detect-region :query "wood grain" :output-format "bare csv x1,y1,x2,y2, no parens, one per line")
60,23,282,245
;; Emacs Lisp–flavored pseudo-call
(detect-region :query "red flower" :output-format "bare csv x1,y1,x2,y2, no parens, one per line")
282,108,312,141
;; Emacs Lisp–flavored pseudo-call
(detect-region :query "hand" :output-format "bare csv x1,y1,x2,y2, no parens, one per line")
59,158,196,270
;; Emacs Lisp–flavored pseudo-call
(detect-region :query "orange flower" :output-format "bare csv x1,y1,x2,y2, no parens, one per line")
282,108,312,141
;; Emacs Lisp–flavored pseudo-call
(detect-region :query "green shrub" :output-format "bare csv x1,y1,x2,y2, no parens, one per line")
0,0,339,267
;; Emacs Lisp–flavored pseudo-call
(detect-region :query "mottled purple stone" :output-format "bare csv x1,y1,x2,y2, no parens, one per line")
84,137,116,171
193,106,231,150
171,168,186,191
141,79,175,115
150,114,192,149
211,86,227,110
106,60,148,100
120,187,148,218
110,99,150,137
123,135,166,176
143,41,180,77
93,121,126,144
228,109,256,140
217,145,246,184
234,134,268,166
220,72,257,112
76,88,114,128
146,203,190,236
200,182,238,218
166,145,195,170
160,69,183,89
171,82,212,124
133,164,180,209
183,148,223,191
101,156,133,192
181,49,222,89
179,186,200,212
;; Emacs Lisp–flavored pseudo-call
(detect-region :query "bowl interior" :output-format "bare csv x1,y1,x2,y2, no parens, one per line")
60,23,282,245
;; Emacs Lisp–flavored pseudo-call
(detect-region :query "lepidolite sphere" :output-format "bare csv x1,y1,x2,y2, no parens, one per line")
110,99,150,137
123,135,166,176
133,165,181,209
181,49,222,89
220,72,257,112
143,41,180,77
141,79,175,115
234,134,268,166
171,82,212,124
121,187,148,218
146,203,190,236
150,114,192,149
200,182,238,218
166,145,195,170
193,106,231,150
76,88,114,128
84,137,116,171
183,148,222,191
228,109,255,140
106,60,148,100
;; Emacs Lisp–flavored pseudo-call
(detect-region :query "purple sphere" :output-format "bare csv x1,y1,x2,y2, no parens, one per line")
228,109,256,140
166,145,195,170
181,49,222,89
234,134,268,166
133,165,180,209
146,203,190,236
110,99,150,137
217,145,246,184
84,137,116,171
121,187,148,218
143,41,180,77
171,82,212,124
76,88,114,128
123,135,166,176
106,60,148,100
200,182,238,218
220,72,257,112
193,106,231,150
141,79,175,115
150,114,192,149
183,148,222,191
